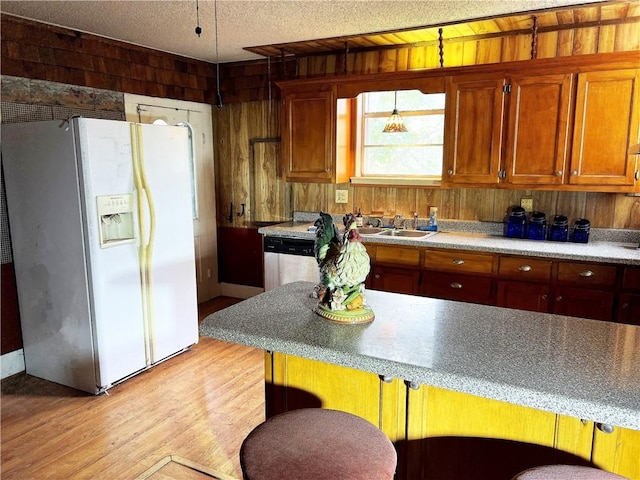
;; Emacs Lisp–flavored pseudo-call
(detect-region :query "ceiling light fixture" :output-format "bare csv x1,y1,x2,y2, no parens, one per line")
382,91,408,133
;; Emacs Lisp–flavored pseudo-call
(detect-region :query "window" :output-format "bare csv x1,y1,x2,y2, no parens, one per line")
355,90,445,184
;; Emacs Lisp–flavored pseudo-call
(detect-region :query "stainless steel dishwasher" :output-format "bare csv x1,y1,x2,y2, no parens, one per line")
263,236,319,291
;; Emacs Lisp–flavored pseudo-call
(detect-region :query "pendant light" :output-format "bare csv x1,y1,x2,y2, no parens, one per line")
382,91,408,133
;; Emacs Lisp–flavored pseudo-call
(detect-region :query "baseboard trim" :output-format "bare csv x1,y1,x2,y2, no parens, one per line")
1,349,25,379
219,283,263,299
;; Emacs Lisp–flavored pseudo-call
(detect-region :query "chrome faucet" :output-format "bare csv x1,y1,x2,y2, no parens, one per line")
367,217,383,227
391,214,402,228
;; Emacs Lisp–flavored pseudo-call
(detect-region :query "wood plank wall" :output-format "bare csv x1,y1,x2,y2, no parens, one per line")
213,2,640,230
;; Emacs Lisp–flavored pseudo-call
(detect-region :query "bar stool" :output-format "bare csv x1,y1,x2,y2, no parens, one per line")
512,465,628,479
240,408,397,480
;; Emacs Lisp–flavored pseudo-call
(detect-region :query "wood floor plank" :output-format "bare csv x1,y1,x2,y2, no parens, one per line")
1,300,264,480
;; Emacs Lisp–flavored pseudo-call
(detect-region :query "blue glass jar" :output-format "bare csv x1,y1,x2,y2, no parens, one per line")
548,215,569,242
572,218,590,243
527,211,546,240
506,206,526,239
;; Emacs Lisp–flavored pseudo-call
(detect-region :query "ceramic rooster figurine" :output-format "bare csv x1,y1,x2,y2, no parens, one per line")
312,212,374,324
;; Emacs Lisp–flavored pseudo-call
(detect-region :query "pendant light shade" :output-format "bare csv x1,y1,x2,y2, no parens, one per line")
383,91,408,133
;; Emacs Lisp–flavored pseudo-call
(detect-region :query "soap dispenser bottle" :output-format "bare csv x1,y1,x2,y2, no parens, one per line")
426,207,438,231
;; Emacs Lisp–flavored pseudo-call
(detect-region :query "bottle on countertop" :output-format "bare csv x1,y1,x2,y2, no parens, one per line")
426,207,438,231
355,208,364,228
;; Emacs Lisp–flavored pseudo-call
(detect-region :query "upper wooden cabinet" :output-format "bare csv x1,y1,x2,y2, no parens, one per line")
444,72,574,187
280,84,354,183
569,69,640,187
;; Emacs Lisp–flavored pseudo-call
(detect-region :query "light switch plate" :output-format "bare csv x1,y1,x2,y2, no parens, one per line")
335,190,348,204
520,196,533,212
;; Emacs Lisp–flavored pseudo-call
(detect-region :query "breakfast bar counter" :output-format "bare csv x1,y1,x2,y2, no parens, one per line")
199,282,640,478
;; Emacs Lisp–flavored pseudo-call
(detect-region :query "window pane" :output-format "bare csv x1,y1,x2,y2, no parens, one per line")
364,146,443,176
397,91,445,111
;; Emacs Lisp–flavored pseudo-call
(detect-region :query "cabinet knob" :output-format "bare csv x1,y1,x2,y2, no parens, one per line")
450,282,463,289
447,169,453,175
518,265,532,272
621,302,629,310
375,274,380,279
379,375,393,383
541,294,548,300
597,423,615,434
571,170,578,176
555,170,563,176
453,259,465,265
407,380,420,390
556,296,563,302
579,270,594,277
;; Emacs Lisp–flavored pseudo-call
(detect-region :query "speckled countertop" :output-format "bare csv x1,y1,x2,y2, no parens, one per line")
258,214,640,266
200,281,640,430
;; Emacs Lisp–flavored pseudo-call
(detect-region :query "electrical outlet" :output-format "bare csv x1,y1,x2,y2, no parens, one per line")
520,196,533,212
335,190,348,204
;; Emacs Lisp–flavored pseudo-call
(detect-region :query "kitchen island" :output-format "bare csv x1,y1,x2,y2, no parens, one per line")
200,282,640,479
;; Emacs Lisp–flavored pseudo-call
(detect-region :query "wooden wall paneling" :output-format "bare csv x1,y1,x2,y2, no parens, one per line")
395,187,418,217
372,187,397,216
615,21,640,51
447,41,465,68
531,191,559,217
416,189,443,219
597,25,617,53
557,29,576,57
494,190,526,222
461,41,478,67
396,48,410,72
362,51,380,74
585,192,617,227
574,27,600,55
378,50,397,73
408,47,428,70
297,57,308,77
353,186,375,215
424,44,440,69
292,183,328,212
438,189,460,219
214,106,235,227
554,191,588,223
325,55,337,75
475,38,503,65
537,31,560,59
613,195,640,228
327,183,352,215
459,188,496,220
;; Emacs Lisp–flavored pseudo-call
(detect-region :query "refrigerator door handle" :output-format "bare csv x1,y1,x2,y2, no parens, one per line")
130,124,157,365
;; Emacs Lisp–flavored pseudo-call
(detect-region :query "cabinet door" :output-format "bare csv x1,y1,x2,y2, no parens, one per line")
617,293,640,326
591,424,640,479
444,76,505,185
405,385,557,480
281,86,335,182
371,265,420,295
553,286,614,321
505,74,573,185
496,280,549,313
570,69,640,187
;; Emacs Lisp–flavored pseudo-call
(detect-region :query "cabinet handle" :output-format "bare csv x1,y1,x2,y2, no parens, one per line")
579,270,594,277
518,265,532,272
555,170,563,176
453,259,465,265
541,294,548,300
556,296,563,302
571,170,578,176
447,169,454,175
450,282,463,289
597,423,615,434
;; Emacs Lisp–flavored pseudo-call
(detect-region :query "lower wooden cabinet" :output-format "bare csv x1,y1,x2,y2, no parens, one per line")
266,354,639,480
422,271,493,305
497,280,550,312
553,285,615,321
618,293,640,326
371,265,420,295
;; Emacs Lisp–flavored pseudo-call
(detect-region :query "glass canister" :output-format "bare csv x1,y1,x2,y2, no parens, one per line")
506,206,527,239
527,211,547,240
548,215,569,242
572,218,590,243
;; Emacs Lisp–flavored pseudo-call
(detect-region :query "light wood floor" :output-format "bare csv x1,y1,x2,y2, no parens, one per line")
1,297,264,479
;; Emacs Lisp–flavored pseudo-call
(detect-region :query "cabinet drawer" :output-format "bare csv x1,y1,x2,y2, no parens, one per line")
374,246,420,267
622,267,640,291
421,271,493,305
423,249,494,275
498,256,552,282
557,262,617,288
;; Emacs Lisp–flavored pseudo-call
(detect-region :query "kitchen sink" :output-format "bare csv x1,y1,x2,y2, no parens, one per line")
358,227,384,235
378,229,429,238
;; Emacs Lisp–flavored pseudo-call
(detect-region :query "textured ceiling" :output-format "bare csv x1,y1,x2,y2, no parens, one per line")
1,0,611,63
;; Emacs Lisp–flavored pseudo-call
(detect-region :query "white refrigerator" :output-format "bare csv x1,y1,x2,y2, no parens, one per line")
2,118,199,394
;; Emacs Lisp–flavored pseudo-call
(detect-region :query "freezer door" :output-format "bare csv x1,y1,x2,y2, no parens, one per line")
76,119,147,387
136,123,199,363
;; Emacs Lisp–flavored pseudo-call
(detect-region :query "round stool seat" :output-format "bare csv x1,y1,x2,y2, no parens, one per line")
240,408,397,480
512,465,627,479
